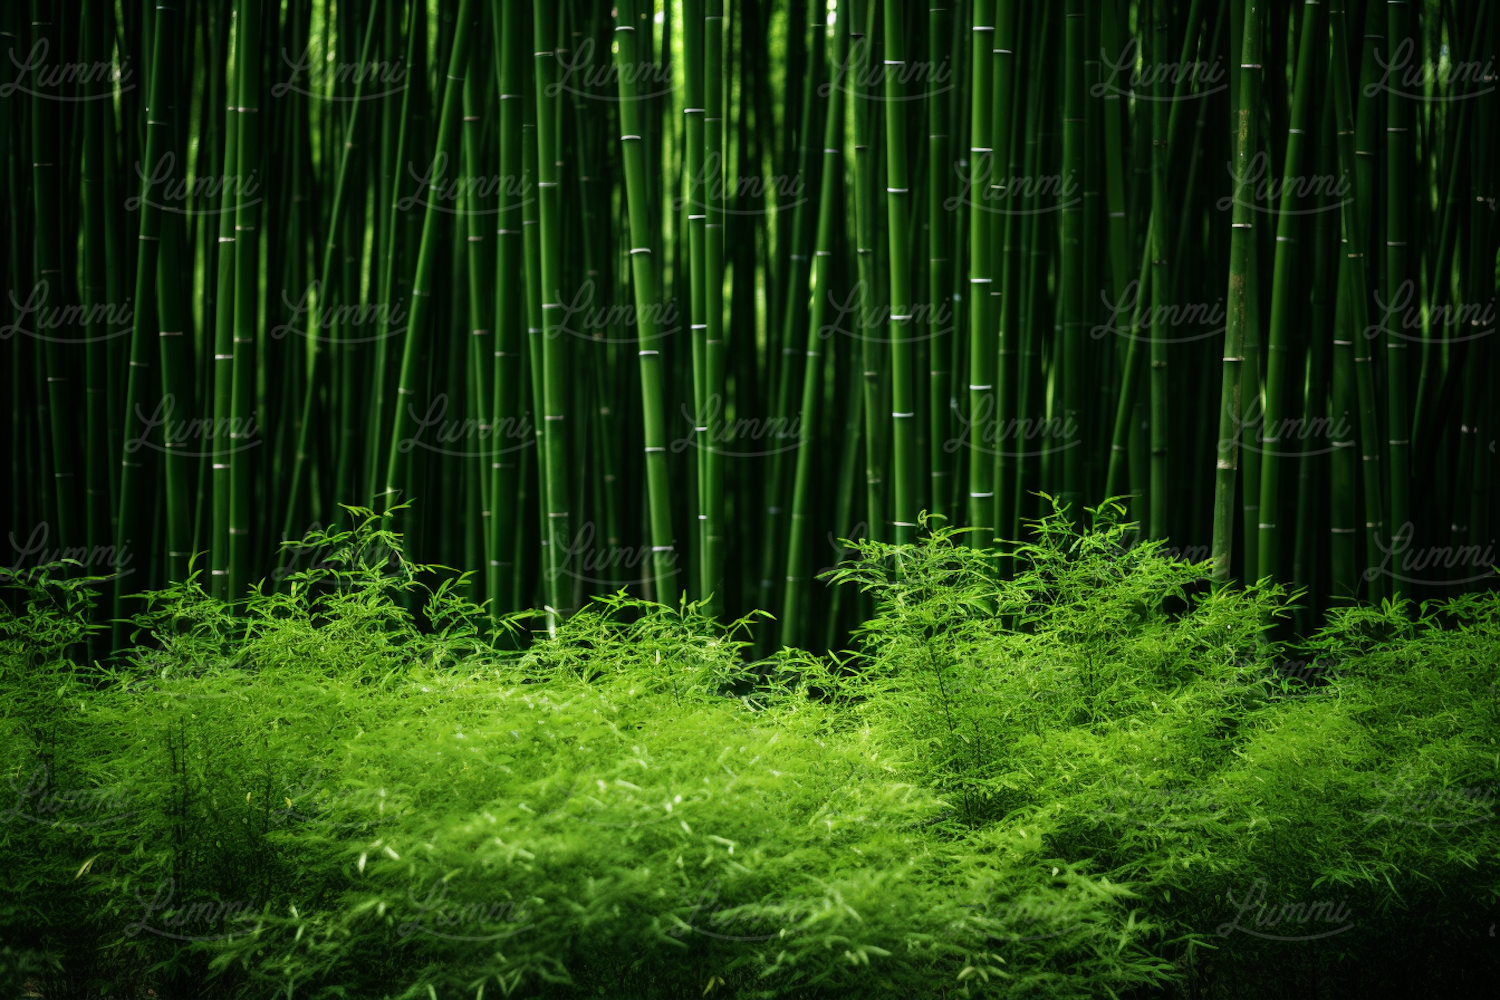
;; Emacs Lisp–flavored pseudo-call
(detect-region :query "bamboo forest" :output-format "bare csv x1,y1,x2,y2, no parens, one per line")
2,0,1498,997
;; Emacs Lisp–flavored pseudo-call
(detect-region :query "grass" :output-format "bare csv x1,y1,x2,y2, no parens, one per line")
2,501,1496,999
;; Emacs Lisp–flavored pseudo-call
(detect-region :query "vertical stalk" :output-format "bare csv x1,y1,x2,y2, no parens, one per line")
966,0,994,542
384,0,478,511
1258,0,1322,592
227,0,263,600
1059,0,1084,519
1211,0,1261,584
784,13,845,648
113,0,176,641
1383,0,1412,607
1148,0,1170,542
614,0,679,604
704,0,727,616
884,0,917,544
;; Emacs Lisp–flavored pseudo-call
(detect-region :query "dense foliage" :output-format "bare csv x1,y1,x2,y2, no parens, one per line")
3,504,1496,999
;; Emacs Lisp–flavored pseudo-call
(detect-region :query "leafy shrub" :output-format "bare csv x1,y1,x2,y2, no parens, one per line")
1,502,1495,999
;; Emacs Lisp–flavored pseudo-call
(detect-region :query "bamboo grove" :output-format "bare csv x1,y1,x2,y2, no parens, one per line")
2,0,1496,654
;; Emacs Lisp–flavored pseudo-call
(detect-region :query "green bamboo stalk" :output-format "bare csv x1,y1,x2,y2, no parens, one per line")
1330,0,1385,606
684,0,706,606
368,0,422,508
1148,0,1170,542
226,0,264,600
461,8,492,610
614,0,678,604
1383,0,1412,607
992,0,1022,556
207,0,244,601
966,0,995,543
30,0,80,565
113,0,178,643
81,0,112,578
883,0,917,544
282,0,381,547
157,198,195,586
849,0,885,550
928,0,953,521
783,12,845,649
1256,0,1321,592
488,0,522,617
1059,0,1085,520
1103,225,1153,501
757,7,824,617
703,0,728,618
1211,0,1261,584
535,0,578,622
384,0,478,510
520,88,547,611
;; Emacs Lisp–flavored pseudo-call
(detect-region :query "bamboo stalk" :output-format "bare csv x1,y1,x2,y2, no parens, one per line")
1211,0,1261,584
1257,0,1322,592
883,0,917,545
383,0,478,511
966,0,995,544
614,0,678,606
783,11,845,649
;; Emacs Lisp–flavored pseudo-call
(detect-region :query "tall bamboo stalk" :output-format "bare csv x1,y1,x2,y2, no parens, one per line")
1257,0,1322,589
113,0,178,643
614,0,678,605
1211,0,1261,584
784,12,845,649
966,0,995,543
384,0,478,510
883,0,917,545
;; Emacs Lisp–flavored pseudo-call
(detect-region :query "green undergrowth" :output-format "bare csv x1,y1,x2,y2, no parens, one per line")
1,502,1496,1000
